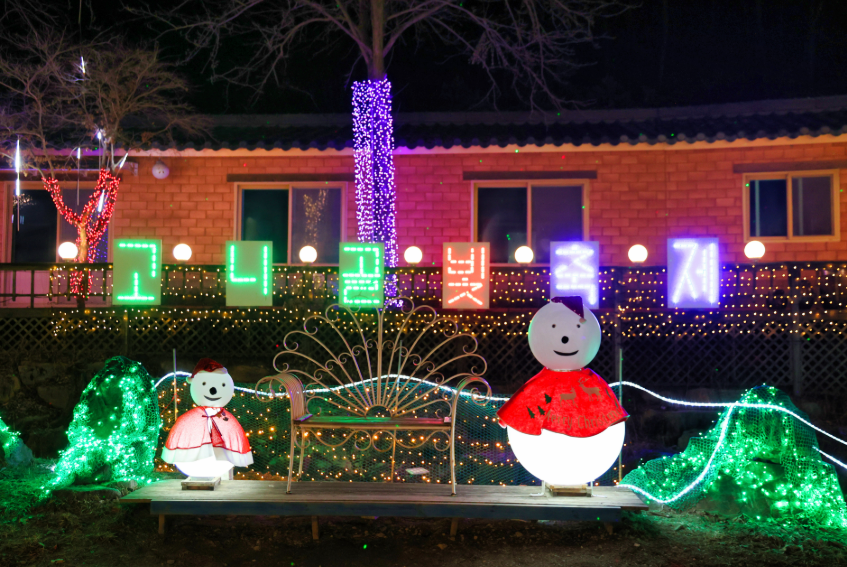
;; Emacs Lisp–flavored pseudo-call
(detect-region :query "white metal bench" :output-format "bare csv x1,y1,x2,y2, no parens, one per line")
255,298,490,495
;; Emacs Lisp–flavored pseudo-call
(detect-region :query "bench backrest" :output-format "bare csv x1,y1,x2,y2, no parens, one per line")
270,299,488,419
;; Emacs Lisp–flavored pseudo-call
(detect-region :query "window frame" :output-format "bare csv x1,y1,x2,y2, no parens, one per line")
234,182,348,266
742,170,841,243
472,179,591,266
4,180,110,264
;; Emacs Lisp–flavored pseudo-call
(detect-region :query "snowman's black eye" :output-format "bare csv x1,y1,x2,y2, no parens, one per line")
202,382,206,385
222,383,225,388
576,324,581,328
552,324,556,328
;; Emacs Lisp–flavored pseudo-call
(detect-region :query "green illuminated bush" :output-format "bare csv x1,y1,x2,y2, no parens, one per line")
623,386,847,527
46,356,161,491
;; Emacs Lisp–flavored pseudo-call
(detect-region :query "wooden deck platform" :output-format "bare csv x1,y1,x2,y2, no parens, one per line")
121,480,647,536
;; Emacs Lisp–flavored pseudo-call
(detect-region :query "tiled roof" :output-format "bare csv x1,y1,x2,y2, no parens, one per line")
167,95,847,152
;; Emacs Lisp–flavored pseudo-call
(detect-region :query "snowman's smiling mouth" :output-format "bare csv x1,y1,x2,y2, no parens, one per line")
554,350,579,356
204,395,221,401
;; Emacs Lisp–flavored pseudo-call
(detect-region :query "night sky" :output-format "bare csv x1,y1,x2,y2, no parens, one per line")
46,0,847,114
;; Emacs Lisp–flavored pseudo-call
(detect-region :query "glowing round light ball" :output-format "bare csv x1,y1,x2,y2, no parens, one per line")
173,243,192,261
151,160,170,180
404,245,423,265
58,241,78,260
628,244,648,263
744,240,765,260
299,245,318,264
515,245,534,264
508,422,626,485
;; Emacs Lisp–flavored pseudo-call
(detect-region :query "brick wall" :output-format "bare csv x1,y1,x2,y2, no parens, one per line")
29,140,847,266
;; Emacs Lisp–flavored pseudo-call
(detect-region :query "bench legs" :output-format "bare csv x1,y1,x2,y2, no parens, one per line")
450,517,459,537
287,428,298,494
158,515,166,535
389,433,397,482
311,516,319,540
450,429,457,495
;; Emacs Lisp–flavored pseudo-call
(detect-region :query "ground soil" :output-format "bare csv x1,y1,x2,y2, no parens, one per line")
2,492,846,567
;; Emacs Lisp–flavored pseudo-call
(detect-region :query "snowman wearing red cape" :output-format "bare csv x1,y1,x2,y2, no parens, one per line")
162,359,253,478
498,296,628,487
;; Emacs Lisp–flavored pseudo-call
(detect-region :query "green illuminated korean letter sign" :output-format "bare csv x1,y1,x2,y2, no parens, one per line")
113,239,163,305
226,241,273,307
339,242,384,307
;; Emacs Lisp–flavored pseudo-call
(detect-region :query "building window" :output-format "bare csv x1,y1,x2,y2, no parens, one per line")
475,183,587,263
746,172,839,240
10,187,108,263
239,185,344,264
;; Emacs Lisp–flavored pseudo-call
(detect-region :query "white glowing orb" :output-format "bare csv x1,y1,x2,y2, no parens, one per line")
299,245,318,263
173,243,192,261
58,241,79,260
151,160,170,179
515,246,534,264
507,422,625,485
744,240,765,259
176,451,234,478
628,244,648,263
404,245,423,265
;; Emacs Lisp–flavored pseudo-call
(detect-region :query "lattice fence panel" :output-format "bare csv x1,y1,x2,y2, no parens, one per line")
4,309,847,394
800,320,847,394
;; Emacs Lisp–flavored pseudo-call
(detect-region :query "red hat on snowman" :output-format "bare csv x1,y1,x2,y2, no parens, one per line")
189,358,227,381
551,296,586,322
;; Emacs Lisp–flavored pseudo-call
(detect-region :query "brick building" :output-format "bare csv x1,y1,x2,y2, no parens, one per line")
5,95,847,268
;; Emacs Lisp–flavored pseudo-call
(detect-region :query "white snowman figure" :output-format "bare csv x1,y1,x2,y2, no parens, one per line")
497,296,628,488
161,359,253,478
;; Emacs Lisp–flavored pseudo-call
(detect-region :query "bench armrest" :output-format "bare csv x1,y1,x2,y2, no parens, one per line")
451,376,492,422
254,373,309,420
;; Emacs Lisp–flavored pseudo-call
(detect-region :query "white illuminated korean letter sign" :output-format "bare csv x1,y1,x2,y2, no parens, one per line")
113,239,162,306
667,238,720,308
442,242,490,309
550,241,600,308
339,242,384,307
226,241,273,307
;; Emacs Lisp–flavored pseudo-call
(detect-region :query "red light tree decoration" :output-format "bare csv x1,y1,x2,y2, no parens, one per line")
44,170,120,298
0,4,202,306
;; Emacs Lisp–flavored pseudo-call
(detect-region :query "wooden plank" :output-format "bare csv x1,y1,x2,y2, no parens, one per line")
124,481,646,508
122,481,646,523
226,173,355,182
150,499,622,522
732,160,847,174
463,171,597,181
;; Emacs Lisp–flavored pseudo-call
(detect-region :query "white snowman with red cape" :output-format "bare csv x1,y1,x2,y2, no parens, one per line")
162,358,253,478
498,296,628,489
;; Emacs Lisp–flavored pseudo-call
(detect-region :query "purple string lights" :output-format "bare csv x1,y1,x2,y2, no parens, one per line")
353,79,398,303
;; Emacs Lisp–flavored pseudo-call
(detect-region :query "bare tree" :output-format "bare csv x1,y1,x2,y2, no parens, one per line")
0,10,203,303
133,0,629,299
135,0,630,110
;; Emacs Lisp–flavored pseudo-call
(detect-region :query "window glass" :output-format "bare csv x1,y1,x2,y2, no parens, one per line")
477,187,527,263
749,179,787,237
291,187,342,264
792,176,832,236
12,190,58,263
241,189,289,263
531,185,583,263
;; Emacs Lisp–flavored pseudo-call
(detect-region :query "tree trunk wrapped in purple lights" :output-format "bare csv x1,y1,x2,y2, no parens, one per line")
353,79,398,299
